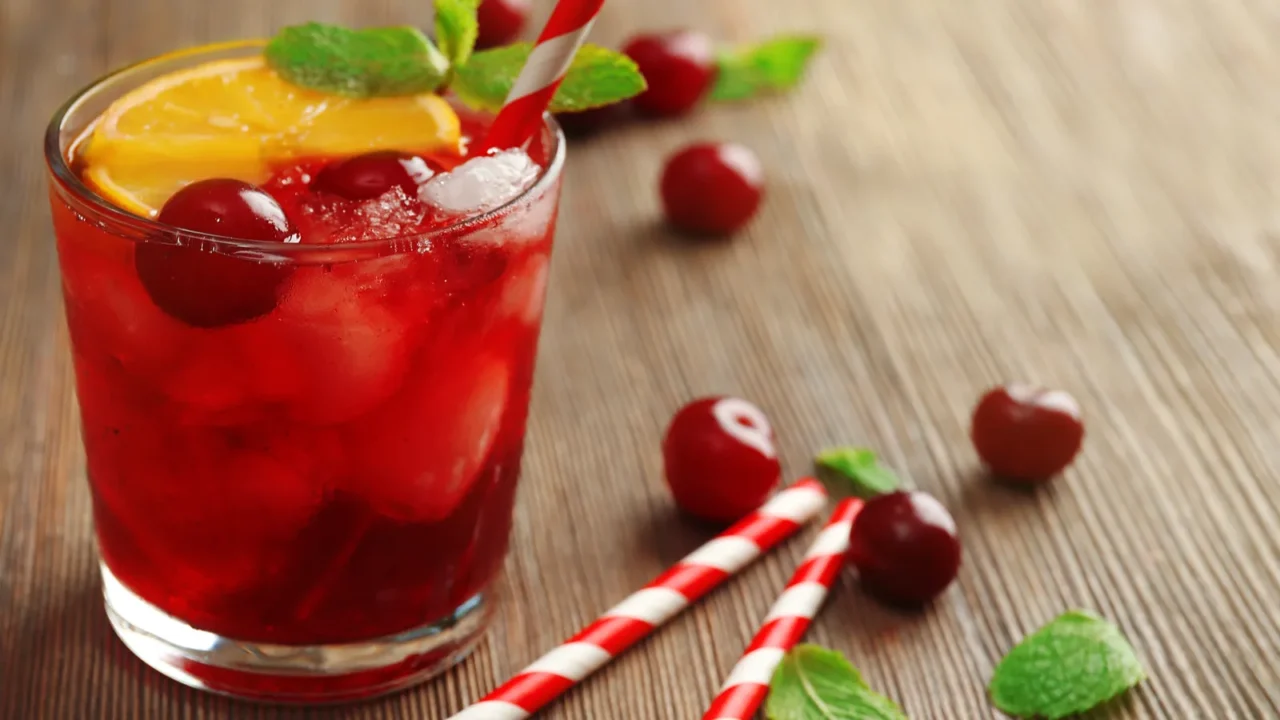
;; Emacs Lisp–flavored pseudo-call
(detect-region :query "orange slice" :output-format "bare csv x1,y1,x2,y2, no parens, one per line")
81,53,462,217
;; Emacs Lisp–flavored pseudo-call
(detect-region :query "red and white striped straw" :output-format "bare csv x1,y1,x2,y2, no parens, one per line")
448,478,829,720
480,0,605,151
701,498,864,720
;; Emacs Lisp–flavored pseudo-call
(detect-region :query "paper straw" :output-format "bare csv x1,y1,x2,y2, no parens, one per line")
449,478,829,719
479,0,605,151
701,498,863,720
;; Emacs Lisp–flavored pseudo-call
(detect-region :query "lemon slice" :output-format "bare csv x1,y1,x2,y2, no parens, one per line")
81,53,462,217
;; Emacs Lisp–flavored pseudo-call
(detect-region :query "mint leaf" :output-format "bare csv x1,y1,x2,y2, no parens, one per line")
435,0,481,67
453,42,646,113
990,610,1145,719
712,35,822,102
765,644,908,720
450,43,529,111
814,447,900,499
266,23,450,97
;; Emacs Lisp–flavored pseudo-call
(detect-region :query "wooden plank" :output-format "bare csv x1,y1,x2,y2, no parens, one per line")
2,0,1280,717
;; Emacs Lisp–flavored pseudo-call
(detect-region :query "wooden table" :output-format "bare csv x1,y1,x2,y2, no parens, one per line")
4,0,1280,717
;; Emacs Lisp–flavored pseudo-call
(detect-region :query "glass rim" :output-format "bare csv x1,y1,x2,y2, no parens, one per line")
43,40,567,255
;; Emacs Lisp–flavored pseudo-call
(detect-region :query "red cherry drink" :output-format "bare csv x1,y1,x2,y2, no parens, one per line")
46,42,565,700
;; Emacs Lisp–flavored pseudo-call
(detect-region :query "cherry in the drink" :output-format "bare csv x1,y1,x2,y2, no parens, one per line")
69,145,556,646
49,47,566,699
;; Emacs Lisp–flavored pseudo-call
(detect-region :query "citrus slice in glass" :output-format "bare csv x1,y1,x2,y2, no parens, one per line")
81,53,462,217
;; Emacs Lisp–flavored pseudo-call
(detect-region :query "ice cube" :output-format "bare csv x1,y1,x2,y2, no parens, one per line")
160,336,255,419
444,176,559,248
161,318,314,426
420,149,540,216
172,443,327,585
295,187,427,244
499,254,550,326
275,267,421,425
349,354,511,522
351,188,428,240
91,416,329,593
60,243,190,380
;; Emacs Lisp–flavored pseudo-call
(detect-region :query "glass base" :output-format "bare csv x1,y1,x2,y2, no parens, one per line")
102,564,493,703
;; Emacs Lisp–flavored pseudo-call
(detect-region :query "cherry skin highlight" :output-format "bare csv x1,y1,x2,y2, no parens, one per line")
847,491,961,606
971,384,1085,483
662,396,781,523
623,30,717,117
661,142,764,235
311,151,436,200
137,178,298,328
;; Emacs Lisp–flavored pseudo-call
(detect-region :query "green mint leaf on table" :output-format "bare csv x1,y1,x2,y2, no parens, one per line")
814,447,901,499
435,0,481,67
990,610,1145,719
766,644,908,720
452,43,646,113
712,35,822,102
266,23,450,97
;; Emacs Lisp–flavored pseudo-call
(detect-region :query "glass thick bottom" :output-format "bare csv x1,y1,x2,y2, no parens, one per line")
102,563,492,703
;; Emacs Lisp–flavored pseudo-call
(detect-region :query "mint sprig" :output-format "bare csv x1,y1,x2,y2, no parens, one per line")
265,15,645,112
453,42,646,113
814,447,901,499
435,0,481,67
712,35,822,102
766,645,907,720
266,23,450,97
990,610,1145,719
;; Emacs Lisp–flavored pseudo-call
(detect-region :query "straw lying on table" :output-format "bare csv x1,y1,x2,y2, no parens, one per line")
448,478,829,720
480,0,605,152
701,498,864,720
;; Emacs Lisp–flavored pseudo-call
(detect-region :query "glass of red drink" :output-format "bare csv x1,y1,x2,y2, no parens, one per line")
45,41,564,701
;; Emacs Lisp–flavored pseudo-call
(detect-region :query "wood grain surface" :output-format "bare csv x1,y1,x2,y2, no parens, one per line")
4,0,1280,717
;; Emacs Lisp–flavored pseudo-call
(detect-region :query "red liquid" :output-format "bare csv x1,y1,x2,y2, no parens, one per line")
53,117,560,645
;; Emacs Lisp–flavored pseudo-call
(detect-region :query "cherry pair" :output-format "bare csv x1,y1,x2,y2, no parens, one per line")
661,395,963,607
137,151,435,328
